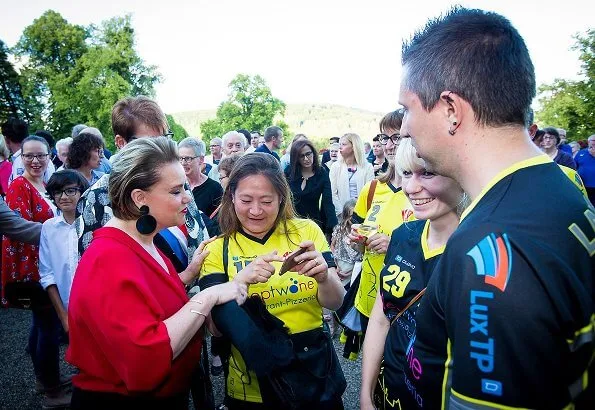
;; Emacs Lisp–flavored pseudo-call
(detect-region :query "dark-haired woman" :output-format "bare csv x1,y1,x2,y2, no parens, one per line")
285,139,338,236
0,136,65,407
200,153,346,409
67,137,246,408
66,131,105,185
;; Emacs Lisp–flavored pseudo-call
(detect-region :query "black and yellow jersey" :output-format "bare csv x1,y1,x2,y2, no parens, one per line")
406,155,594,409
560,164,589,199
353,181,413,317
200,218,330,403
379,220,444,408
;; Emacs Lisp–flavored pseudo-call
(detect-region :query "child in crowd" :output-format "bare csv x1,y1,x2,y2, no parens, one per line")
39,170,89,334
331,199,361,288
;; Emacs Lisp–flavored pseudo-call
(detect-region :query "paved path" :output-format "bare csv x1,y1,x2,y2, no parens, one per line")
0,308,362,409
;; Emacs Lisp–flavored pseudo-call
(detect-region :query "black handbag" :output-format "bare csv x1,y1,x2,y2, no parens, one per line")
262,327,346,409
4,280,52,310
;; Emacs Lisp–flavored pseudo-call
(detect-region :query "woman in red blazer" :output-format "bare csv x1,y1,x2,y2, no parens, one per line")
67,137,247,408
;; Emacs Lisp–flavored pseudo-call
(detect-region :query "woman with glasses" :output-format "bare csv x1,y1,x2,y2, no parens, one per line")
66,131,105,185
178,138,223,217
330,133,375,216
540,127,576,169
286,139,338,236
0,136,67,407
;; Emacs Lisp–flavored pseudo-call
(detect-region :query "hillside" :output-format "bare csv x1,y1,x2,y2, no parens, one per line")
171,104,386,142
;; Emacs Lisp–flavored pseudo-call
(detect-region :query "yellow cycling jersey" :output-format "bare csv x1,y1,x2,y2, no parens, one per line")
200,218,330,403
353,181,413,318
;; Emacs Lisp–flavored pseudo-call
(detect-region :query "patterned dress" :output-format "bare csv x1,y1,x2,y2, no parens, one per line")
1,176,55,306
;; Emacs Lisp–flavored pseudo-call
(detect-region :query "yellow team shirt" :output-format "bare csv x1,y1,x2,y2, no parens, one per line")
353,181,413,318
200,218,330,403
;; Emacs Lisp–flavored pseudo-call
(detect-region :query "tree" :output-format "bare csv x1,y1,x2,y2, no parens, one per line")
166,114,188,141
537,29,595,140
0,40,30,123
200,74,288,146
12,11,160,150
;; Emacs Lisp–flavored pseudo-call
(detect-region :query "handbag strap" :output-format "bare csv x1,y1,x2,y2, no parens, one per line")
390,287,426,326
366,179,378,211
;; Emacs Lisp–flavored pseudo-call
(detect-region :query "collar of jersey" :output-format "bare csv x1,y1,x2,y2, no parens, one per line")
387,182,401,193
238,226,276,244
421,219,446,260
460,154,552,222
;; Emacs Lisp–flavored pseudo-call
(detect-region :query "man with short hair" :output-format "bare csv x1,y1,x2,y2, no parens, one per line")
246,131,260,153
369,135,388,176
322,142,340,172
255,126,283,160
75,96,208,277
322,136,340,164
2,118,55,184
557,127,573,154
55,137,73,170
576,134,595,205
384,7,593,409
205,137,223,165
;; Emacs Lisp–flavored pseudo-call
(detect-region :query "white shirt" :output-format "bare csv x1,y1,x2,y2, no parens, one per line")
9,149,55,185
39,214,79,310
245,146,256,154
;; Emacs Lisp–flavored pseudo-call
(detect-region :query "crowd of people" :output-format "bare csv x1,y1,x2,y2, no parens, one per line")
0,6,594,410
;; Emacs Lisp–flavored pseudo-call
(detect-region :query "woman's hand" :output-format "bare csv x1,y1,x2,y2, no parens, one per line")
366,233,390,254
199,281,248,306
291,241,329,283
234,251,284,285
347,223,364,245
179,236,217,285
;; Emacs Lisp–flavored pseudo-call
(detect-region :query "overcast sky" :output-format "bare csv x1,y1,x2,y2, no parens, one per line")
2,0,592,114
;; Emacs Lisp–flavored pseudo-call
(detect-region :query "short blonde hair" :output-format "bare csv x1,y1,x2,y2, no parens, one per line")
394,138,425,176
109,137,179,220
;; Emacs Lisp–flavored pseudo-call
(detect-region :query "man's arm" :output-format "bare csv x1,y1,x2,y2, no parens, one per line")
0,196,41,244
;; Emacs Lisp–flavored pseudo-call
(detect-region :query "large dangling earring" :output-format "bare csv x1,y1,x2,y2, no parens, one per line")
136,205,157,235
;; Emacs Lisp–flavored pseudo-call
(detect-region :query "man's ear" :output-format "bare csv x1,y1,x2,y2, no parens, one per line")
439,91,468,134
114,135,127,149
528,124,538,138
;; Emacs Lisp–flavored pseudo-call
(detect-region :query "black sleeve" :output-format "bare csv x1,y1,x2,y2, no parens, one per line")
321,171,338,233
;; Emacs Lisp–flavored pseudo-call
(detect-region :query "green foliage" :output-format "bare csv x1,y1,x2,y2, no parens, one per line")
537,29,595,141
0,40,30,124
11,10,160,151
166,114,188,141
200,74,288,147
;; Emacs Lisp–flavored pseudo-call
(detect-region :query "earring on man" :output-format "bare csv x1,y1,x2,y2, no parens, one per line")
449,121,458,136
136,205,157,235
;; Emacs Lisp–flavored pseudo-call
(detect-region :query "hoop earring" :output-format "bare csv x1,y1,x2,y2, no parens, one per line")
136,205,157,235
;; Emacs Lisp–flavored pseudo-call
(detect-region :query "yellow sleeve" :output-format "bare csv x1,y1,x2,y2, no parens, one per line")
353,181,371,220
199,238,226,287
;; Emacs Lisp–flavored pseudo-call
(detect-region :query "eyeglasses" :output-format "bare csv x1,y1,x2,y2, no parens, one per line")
179,156,198,164
543,135,557,140
210,145,221,149
378,134,401,145
22,153,50,162
299,151,313,160
53,188,81,198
